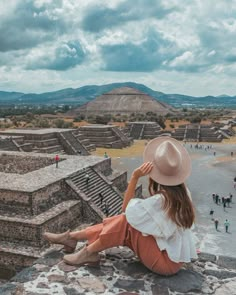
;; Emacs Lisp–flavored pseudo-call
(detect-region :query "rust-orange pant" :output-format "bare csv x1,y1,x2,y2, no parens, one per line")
85,214,182,275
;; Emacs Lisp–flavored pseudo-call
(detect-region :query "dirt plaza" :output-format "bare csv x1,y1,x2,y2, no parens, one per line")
93,140,236,258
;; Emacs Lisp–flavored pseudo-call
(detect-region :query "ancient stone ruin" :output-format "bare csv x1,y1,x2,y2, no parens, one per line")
171,124,228,142
78,125,132,148
124,121,162,140
0,150,135,281
0,128,95,155
70,86,177,116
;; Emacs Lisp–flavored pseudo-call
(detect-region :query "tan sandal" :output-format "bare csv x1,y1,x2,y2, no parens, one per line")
63,246,100,266
43,230,77,253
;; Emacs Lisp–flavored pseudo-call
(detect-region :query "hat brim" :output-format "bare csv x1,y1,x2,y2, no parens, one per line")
143,136,191,186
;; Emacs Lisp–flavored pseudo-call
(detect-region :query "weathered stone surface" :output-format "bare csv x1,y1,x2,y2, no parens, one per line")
63,286,83,295
217,256,236,270
214,278,236,295
155,269,204,293
47,274,69,284
0,283,17,295
4,246,236,294
78,277,106,293
151,284,170,295
35,250,63,267
198,252,216,263
36,282,49,289
10,266,38,283
33,264,50,272
123,261,150,277
203,269,236,279
114,279,145,292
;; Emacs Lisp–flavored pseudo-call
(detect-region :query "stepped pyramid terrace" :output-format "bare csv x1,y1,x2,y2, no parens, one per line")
171,124,232,142
124,122,162,140
0,128,96,156
78,125,132,148
0,150,135,280
72,86,177,116
0,126,132,152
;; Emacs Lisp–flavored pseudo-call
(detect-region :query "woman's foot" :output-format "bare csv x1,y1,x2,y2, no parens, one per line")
43,230,77,253
63,246,100,266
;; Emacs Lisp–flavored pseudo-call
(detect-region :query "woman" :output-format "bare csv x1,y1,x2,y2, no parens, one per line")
43,137,197,275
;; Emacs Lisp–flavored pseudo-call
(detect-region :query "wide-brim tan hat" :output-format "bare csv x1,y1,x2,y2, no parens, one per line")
143,136,191,186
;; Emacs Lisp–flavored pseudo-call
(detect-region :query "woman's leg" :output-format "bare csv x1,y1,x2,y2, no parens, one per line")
69,229,88,241
63,214,130,266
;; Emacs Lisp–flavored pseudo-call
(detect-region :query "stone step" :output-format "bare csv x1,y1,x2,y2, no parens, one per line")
34,145,64,153
0,200,82,247
85,144,96,151
0,242,63,278
27,138,60,148
87,136,118,143
70,169,123,217
0,222,94,278
18,142,33,152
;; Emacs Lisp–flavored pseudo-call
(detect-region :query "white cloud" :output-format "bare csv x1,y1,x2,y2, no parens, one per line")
170,51,195,67
0,0,236,96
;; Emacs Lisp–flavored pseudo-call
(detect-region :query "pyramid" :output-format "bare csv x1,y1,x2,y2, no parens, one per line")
75,87,176,115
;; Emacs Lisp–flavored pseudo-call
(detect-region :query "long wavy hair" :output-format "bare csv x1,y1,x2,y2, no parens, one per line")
148,178,195,228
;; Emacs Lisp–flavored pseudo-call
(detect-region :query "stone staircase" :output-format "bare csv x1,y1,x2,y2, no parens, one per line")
68,167,123,217
0,200,82,247
58,131,90,155
72,131,96,152
78,125,130,149
129,124,143,139
111,127,132,147
0,129,94,155
0,137,20,152
0,197,83,274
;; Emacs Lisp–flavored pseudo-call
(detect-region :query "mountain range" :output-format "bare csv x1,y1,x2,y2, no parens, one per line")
0,82,235,108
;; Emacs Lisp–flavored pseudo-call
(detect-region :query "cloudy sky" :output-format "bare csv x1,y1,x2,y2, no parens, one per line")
1,0,236,96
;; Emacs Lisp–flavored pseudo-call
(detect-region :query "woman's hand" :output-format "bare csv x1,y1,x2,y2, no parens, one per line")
132,162,153,180
122,162,153,212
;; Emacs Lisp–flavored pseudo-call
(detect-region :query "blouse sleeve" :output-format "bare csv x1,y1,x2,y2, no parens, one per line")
125,195,177,239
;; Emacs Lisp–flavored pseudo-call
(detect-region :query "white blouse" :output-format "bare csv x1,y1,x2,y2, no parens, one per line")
125,193,198,263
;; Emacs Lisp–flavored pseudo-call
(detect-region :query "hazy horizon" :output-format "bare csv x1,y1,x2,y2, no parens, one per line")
1,1,236,98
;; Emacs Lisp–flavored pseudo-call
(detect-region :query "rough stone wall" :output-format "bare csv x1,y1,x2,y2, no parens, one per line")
0,154,55,174
32,181,66,215
63,182,103,224
92,158,112,177
109,171,127,193
0,189,31,215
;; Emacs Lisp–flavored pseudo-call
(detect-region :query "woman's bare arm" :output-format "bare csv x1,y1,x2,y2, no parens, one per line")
121,162,153,212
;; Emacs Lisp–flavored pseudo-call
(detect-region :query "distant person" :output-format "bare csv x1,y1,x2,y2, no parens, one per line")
212,193,216,203
223,200,227,211
104,201,109,215
104,152,108,158
85,173,90,186
43,136,197,275
99,193,104,205
229,193,233,203
214,219,219,231
215,194,219,205
224,219,230,233
226,195,231,207
55,154,59,168
210,209,214,219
